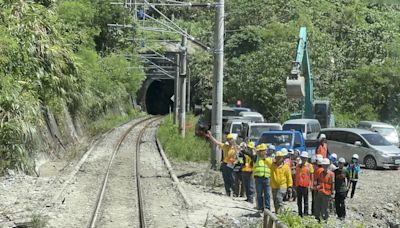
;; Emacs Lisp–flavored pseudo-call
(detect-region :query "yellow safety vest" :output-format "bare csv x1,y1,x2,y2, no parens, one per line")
242,155,253,172
254,157,271,178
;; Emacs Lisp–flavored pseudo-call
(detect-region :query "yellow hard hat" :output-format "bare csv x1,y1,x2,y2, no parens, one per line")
275,151,284,157
247,141,255,149
226,134,234,140
256,143,267,151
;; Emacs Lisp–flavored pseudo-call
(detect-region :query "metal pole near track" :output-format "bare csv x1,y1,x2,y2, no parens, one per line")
211,0,224,169
174,53,180,125
179,34,187,137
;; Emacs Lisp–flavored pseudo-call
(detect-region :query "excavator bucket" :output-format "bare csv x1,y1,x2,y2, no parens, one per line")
286,76,305,98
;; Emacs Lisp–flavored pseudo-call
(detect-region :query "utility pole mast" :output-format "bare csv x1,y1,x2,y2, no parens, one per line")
211,0,224,169
179,34,187,137
174,53,180,124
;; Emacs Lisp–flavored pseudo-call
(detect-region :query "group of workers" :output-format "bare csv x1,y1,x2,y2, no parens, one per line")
206,132,361,222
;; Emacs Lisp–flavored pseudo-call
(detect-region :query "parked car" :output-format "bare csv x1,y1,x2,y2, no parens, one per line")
256,130,307,154
283,119,321,140
239,111,264,123
320,128,400,169
358,121,399,147
223,119,251,141
241,122,282,143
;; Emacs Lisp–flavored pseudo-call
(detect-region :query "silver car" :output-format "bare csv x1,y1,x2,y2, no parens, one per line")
320,128,400,169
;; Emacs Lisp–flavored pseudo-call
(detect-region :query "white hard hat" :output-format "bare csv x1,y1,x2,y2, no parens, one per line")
317,157,324,165
300,151,309,158
352,154,359,160
288,149,294,154
316,154,323,160
338,157,346,163
268,144,276,150
331,153,337,159
321,158,330,165
319,134,326,140
281,148,289,156
311,155,316,163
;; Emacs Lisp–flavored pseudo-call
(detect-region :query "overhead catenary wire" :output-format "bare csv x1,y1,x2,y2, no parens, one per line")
143,0,192,40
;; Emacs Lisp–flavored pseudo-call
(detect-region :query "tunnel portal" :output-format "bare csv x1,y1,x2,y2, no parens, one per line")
145,80,174,115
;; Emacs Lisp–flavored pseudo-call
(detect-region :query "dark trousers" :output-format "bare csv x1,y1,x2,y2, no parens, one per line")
255,177,271,210
242,172,254,202
335,191,347,218
296,186,309,216
221,163,234,195
233,171,245,197
311,190,317,215
349,181,357,198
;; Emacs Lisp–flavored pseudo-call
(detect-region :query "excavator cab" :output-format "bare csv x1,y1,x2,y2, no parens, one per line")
314,101,334,128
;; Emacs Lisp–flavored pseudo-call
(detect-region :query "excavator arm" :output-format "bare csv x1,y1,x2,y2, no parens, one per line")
286,27,314,118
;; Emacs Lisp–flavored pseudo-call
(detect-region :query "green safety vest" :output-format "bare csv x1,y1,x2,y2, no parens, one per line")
254,157,271,178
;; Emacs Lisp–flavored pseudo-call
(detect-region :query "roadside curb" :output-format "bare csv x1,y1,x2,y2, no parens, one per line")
155,137,192,208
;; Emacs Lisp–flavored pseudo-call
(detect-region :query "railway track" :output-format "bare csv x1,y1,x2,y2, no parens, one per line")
88,116,160,228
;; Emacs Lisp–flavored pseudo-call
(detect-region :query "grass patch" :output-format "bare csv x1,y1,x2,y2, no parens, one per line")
88,109,144,137
28,214,48,228
277,209,365,228
278,209,322,228
158,114,209,161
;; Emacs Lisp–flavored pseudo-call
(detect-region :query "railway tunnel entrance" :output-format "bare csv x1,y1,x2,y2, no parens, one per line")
145,80,174,115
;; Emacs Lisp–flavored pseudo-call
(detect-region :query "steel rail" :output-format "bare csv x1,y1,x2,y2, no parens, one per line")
88,116,155,228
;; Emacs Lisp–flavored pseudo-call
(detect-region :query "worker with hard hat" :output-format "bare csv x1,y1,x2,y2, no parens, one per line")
242,143,272,211
347,154,360,198
312,154,324,215
206,131,239,196
241,141,256,204
269,150,293,214
233,143,246,198
328,153,338,171
284,148,299,202
314,158,335,221
334,157,348,219
295,151,314,217
267,144,276,157
316,134,329,158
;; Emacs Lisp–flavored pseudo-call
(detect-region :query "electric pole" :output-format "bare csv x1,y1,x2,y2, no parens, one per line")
174,53,180,124
179,34,187,137
211,0,224,169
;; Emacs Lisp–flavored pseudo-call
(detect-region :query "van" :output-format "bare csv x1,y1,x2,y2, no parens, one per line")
320,128,400,169
282,119,321,140
239,112,264,123
241,122,282,142
358,121,399,147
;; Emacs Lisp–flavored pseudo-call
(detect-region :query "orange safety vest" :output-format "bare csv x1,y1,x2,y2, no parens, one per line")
317,143,328,158
312,166,323,190
295,163,312,187
241,154,253,172
317,170,334,196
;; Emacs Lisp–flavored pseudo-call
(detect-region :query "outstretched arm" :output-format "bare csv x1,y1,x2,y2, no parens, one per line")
206,131,222,145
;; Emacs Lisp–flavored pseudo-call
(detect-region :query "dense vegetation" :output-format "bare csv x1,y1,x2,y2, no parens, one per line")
0,0,144,173
2,0,400,172
158,114,209,161
165,0,400,126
